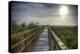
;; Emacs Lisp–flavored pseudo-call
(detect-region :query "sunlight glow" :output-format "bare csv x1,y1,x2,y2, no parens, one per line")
60,6,68,16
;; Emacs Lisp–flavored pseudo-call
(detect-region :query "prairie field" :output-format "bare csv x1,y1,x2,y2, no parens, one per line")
51,26,78,49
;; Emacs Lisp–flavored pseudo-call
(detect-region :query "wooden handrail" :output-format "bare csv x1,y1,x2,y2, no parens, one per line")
11,27,40,39
48,27,68,50
19,30,42,52
11,30,40,49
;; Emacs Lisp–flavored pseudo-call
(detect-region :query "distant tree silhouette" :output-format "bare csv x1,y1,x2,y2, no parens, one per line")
11,21,39,34
27,22,39,29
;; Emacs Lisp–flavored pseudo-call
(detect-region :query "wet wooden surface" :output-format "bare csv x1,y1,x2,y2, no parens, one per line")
28,27,49,52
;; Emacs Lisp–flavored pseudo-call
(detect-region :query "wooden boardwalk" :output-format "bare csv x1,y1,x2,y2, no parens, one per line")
28,27,49,52
10,26,68,53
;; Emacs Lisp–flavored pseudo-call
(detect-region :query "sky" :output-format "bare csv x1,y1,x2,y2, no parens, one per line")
10,1,78,26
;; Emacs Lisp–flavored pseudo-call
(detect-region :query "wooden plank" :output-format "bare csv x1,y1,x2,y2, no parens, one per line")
11,28,39,39
11,30,40,49
11,38,26,49
18,30,41,52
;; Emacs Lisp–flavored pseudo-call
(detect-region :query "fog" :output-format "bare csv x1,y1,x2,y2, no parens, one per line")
11,1,78,26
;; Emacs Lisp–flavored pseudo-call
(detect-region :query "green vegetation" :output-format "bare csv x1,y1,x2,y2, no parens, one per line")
11,21,40,52
11,21,39,34
51,26,78,49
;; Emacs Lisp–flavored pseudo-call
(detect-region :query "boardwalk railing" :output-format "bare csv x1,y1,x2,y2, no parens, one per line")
48,26,68,50
10,27,43,53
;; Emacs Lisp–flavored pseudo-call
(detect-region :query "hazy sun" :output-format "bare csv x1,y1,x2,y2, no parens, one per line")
60,6,68,16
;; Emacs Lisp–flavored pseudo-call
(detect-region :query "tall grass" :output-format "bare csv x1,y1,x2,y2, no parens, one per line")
51,26,78,49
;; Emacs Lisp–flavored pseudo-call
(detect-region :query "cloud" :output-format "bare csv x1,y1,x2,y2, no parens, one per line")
11,1,78,26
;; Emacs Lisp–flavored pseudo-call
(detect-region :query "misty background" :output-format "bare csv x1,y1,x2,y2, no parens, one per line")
11,1,78,26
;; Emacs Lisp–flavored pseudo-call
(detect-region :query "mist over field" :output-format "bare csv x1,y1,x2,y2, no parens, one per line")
11,1,78,26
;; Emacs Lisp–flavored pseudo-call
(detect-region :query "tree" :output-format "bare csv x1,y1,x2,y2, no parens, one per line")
27,22,39,29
